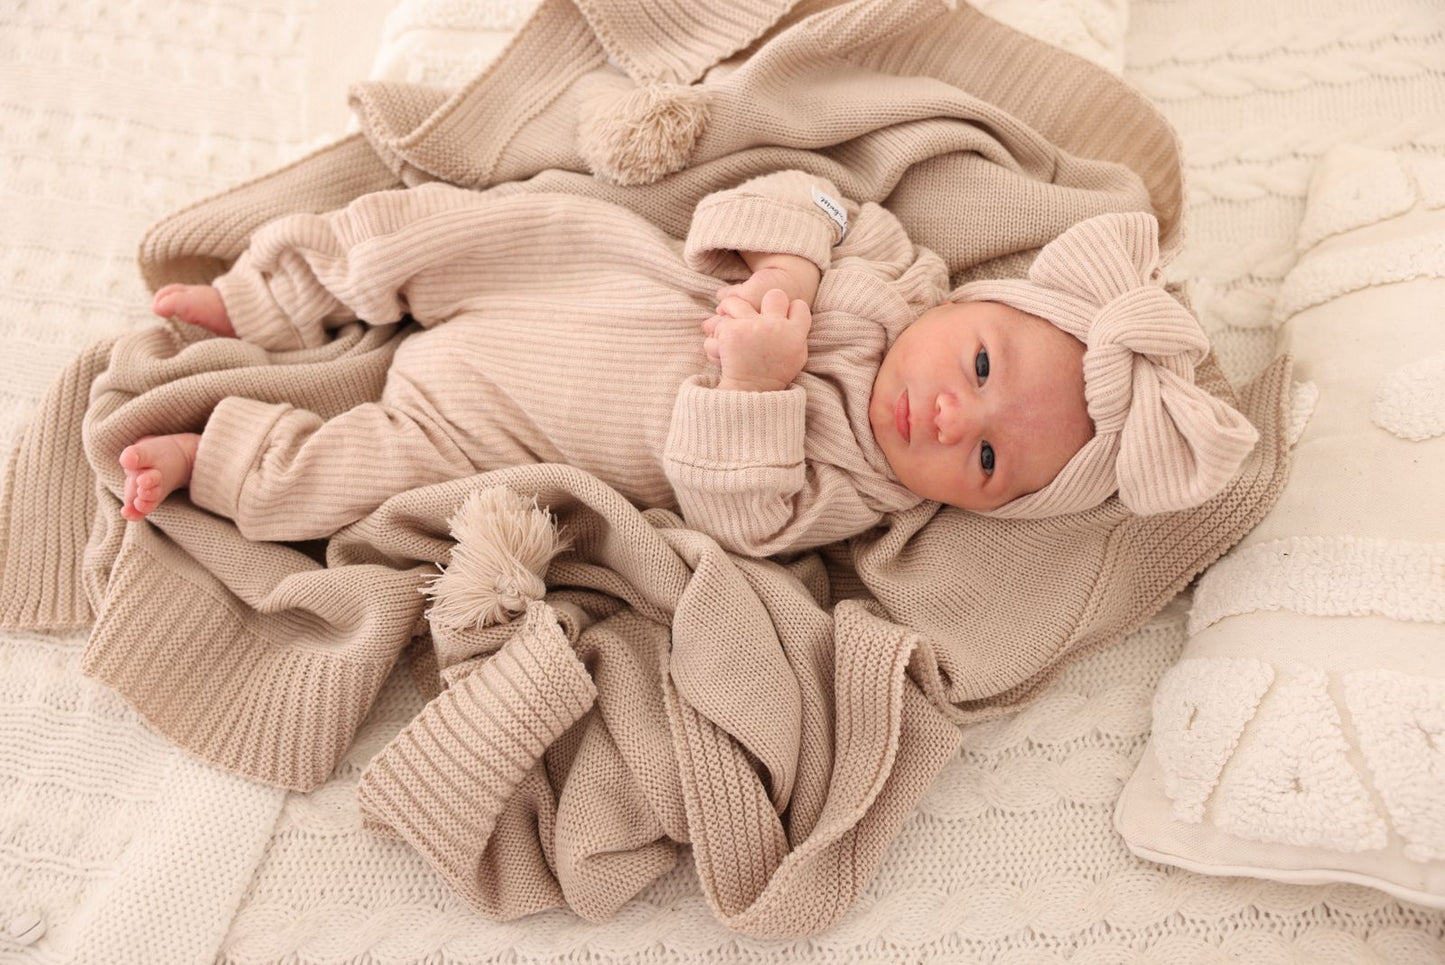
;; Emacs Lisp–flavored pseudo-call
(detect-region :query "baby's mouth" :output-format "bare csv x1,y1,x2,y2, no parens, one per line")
894,390,911,444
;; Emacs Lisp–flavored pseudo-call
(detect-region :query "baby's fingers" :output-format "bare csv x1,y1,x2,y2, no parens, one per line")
760,288,790,316
788,298,813,330
716,281,760,309
703,334,721,364
715,294,757,318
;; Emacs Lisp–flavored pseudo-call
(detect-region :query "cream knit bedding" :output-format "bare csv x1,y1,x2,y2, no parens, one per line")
0,0,1441,960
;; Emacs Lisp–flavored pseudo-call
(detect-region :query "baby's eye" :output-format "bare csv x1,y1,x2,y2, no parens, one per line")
975,348,990,385
980,441,995,476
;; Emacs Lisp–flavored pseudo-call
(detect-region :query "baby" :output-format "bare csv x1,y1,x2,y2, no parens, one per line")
120,173,1257,557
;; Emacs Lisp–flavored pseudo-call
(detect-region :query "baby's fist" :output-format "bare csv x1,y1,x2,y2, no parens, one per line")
704,288,811,392
716,254,820,313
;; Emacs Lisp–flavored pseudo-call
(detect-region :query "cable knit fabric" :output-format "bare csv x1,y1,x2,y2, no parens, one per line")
2,0,1443,961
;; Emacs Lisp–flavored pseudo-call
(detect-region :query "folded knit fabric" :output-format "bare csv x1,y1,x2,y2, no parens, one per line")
0,0,1295,938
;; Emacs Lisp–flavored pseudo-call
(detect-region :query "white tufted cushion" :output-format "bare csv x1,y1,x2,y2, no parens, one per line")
1113,143,1445,910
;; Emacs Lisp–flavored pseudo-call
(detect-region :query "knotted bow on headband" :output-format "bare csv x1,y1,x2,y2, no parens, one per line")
952,212,1259,518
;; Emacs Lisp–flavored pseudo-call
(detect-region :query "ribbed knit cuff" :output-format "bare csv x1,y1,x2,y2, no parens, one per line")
191,397,292,521
0,338,111,631
664,375,807,472
80,522,410,791
684,194,838,276
213,263,309,352
355,601,596,913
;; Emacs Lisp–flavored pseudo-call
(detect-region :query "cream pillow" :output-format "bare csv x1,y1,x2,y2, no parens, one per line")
365,0,1130,88
1113,144,1445,909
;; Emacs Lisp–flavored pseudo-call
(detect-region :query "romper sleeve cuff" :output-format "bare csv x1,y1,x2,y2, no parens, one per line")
664,374,808,473
683,171,847,276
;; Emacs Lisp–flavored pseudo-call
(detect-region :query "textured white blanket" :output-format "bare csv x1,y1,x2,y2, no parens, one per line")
2,0,1443,961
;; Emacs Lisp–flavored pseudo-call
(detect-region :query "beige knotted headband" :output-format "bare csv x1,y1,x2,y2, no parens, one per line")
951,212,1259,518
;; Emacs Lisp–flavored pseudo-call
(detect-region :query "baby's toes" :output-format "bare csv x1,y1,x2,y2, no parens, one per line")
154,285,209,325
152,284,185,318
121,474,139,520
119,440,151,472
133,474,163,513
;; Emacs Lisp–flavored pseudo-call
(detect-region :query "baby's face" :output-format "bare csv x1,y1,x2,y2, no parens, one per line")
868,300,1093,512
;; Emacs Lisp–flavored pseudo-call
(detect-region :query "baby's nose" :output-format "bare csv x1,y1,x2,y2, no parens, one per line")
934,392,978,446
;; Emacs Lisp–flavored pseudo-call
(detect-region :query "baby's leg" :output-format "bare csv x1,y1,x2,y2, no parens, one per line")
152,284,236,338
189,397,479,542
119,433,201,521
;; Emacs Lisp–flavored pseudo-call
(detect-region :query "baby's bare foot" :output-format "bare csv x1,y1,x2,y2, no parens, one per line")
152,284,236,338
119,433,201,521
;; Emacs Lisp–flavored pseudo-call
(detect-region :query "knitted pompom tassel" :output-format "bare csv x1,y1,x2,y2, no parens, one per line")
576,82,709,186
422,487,569,630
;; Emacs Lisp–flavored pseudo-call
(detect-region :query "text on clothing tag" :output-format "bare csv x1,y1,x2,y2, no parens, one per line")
811,185,849,245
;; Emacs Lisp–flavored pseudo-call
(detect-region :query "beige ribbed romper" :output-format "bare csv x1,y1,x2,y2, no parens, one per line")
192,171,945,556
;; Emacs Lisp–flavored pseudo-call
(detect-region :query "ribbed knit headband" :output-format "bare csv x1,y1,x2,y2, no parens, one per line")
952,212,1259,518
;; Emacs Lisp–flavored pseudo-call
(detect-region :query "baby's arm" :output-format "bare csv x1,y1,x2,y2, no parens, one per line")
683,169,853,308
673,279,886,557
670,172,895,555
662,375,886,557
720,250,821,312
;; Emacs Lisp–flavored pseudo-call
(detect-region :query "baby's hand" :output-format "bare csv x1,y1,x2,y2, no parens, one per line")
717,252,821,312
703,288,811,392
152,283,236,338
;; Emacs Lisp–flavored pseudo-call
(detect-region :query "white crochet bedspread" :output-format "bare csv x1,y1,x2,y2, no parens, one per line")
2,0,1444,962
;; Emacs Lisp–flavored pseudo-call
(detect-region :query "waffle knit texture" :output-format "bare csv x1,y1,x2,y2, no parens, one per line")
0,0,1294,939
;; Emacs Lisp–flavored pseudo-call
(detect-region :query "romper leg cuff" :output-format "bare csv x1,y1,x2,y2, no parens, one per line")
190,397,293,521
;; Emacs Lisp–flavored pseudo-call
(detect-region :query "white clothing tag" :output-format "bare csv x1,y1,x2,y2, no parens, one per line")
810,185,848,245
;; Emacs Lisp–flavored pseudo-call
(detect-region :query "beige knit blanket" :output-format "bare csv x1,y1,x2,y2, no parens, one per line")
0,0,1293,938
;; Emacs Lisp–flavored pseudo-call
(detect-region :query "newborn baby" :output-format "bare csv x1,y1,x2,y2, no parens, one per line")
120,172,1257,556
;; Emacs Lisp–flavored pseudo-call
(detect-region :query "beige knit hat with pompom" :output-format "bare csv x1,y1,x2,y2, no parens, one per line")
952,212,1259,519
